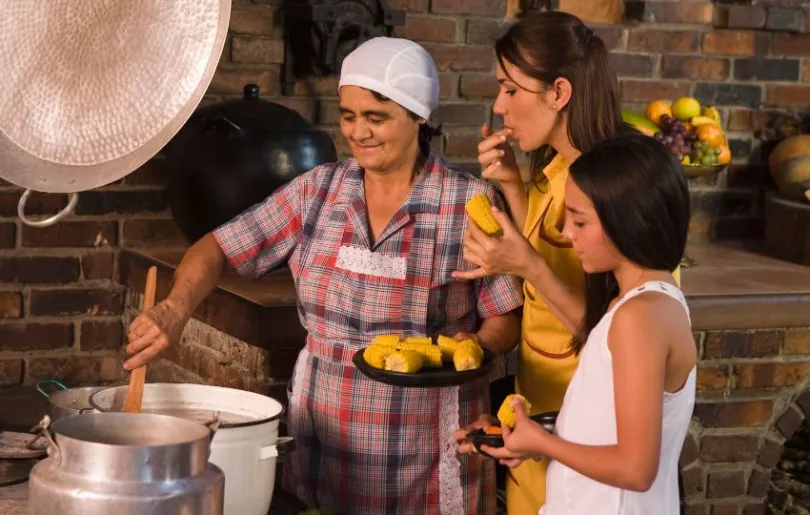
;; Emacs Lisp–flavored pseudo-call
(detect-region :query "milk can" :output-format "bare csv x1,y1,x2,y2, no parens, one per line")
28,412,225,515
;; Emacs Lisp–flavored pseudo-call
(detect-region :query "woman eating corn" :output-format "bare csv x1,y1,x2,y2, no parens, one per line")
124,37,522,515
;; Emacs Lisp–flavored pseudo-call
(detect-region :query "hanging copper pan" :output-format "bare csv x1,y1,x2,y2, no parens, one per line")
0,1,231,227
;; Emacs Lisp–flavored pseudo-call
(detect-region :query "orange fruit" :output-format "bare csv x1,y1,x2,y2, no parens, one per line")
644,100,672,126
695,123,726,148
717,145,731,165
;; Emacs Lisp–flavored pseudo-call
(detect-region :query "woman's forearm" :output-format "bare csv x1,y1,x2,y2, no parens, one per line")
499,182,529,231
521,252,584,335
164,233,228,319
477,311,521,355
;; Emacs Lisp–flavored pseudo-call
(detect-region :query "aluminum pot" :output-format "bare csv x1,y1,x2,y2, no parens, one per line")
28,412,225,515
36,379,103,420
90,383,295,515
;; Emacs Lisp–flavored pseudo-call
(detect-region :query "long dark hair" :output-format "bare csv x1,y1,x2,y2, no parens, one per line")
569,133,690,352
495,11,627,178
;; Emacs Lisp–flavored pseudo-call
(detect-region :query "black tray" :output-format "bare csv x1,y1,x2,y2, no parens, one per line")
466,411,558,458
352,347,496,388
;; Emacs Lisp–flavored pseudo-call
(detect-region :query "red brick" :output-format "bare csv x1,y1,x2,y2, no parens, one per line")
424,44,495,72
682,467,705,497
684,504,708,515
662,56,730,81
772,33,810,57
735,362,810,388
0,291,21,319
747,468,769,497
645,2,714,24
757,438,782,467
30,288,124,317
0,322,73,351
697,364,729,390
272,97,316,123
81,320,123,352
727,109,751,132
765,85,810,108
210,68,278,95
711,503,741,515
294,75,340,97
439,73,457,99
386,0,428,12
620,80,690,103
231,36,284,64
680,433,700,467
81,252,115,280
627,29,700,54
700,435,760,462
395,15,457,43
124,159,168,186
734,58,800,82
75,190,166,215
694,84,762,109
703,32,768,56
706,470,746,498
766,6,806,33
714,5,767,30
0,359,22,385
776,405,803,438
610,53,655,77
443,129,480,157
0,256,80,283
122,219,187,248
693,400,773,428
431,0,504,16
804,61,810,82
317,99,339,125
704,331,780,359
229,9,278,36
460,73,498,99
432,103,489,126
0,190,67,218
24,355,122,386
0,221,14,249
466,19,511,45
784,329,810,354
743,504,765,515
593,26,626,51
22,221,117,248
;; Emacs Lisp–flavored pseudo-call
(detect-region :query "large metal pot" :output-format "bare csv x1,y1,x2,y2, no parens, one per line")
90,383,295,515
28,412,225,515
36,379,103,420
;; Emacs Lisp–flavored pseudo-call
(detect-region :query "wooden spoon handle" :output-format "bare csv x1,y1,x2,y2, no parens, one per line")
123,266,158,413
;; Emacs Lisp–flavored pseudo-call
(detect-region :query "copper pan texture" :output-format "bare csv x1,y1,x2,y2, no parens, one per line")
0,1,231,193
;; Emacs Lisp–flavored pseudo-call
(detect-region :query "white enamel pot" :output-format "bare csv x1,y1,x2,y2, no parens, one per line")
89,383,295,515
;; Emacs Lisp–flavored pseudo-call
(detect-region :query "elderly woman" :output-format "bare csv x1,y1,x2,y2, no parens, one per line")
124,37,523,514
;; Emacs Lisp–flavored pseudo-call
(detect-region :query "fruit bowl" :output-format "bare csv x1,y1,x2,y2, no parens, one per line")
682,163,727,178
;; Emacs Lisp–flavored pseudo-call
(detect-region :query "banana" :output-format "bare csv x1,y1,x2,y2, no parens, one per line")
703,106,722,124
691,116,720,127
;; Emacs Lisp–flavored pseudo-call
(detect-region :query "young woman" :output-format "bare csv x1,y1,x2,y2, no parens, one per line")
453,10,632,513
473,132,695,514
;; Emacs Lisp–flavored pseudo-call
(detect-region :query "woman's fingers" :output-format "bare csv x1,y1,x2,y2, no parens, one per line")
477,148,505,167
477,130,509,155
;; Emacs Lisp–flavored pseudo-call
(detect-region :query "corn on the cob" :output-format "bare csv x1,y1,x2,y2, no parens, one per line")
437,335,461,362
453,339,484,371
465,193,503,237
371,334,402,348
384,350,424,373
363,345,394,370
399,342,443,368
402,336,433,346
497,394,531,429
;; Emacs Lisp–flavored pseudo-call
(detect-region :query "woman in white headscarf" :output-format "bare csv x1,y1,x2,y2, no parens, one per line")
124,37,523,514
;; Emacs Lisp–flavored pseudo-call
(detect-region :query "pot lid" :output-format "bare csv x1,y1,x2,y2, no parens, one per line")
0,1,231,194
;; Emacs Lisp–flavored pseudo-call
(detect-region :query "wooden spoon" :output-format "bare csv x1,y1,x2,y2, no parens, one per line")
123,266,158,413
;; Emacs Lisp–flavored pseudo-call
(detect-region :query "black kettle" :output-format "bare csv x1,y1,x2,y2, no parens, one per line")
165,84,338,244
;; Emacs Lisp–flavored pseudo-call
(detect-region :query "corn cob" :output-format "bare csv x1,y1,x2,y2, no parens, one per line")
437,335,461,362
371,334,402,348
384,350,424,373
399,342,443,368
363,344,394,370
453,339,484,371
496,394,532,429
402,336,433,347
465,193,503,237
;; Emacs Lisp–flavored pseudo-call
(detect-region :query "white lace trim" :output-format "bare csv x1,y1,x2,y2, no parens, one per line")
336,245,407,279
289,347,311,505
438,386,464,515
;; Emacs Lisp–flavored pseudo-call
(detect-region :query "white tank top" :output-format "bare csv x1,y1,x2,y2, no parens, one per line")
540,281,696,515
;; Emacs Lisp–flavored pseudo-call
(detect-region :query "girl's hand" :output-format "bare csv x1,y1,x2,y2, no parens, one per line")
478,125,521,186
452,206,538,280
455,414,499,455
481,396,548,468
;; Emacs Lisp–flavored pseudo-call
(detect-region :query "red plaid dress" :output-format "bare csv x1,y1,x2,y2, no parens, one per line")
213,151,523,515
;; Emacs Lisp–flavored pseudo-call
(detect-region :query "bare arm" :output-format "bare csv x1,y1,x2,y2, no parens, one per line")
475,311,521,356
499,181,529,232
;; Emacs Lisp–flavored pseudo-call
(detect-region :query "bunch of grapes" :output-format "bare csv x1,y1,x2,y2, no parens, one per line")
692,140,721,166
653,114,698,162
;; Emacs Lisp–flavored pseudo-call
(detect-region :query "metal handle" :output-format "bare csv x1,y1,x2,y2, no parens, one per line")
29,415,60,465
18,189,79,228
258,436,296,460
36,379,69,398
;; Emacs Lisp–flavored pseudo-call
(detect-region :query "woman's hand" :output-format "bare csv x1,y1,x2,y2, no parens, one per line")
455,414,499,455
452,205,538,280
124,299,190,371
478,125,522,186
481,396,548,468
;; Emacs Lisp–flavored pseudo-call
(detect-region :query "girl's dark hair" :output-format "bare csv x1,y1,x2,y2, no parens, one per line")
370,91,442,152
568,132,690,352
495,11,628,179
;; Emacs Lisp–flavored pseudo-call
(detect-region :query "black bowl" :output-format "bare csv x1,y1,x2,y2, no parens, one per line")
466,411,558,457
